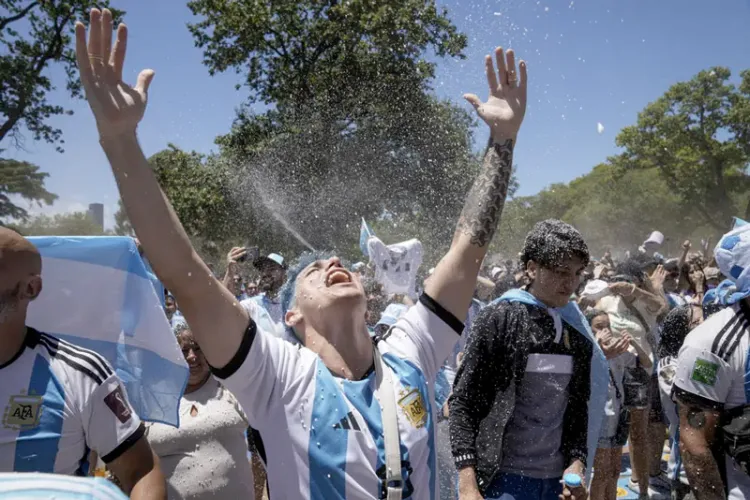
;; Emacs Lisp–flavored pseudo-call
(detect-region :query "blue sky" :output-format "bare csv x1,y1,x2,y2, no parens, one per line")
6,0,750,229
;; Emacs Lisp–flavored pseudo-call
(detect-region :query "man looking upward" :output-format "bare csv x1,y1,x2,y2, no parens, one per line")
74,8,526,499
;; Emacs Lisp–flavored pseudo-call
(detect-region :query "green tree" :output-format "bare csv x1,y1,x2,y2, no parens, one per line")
0,158,57,224
0,1,123,151
614,67,750,231
188,0,477,257
490,164,710,260
187,0,466,109
221,96,479,258
114,145,237,245
113,199,133,236
13,211,106,236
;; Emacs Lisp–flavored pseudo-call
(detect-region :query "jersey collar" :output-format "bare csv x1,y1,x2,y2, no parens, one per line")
0,327,38,369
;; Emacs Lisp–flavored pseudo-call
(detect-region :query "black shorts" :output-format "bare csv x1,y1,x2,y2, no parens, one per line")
648,374,667,424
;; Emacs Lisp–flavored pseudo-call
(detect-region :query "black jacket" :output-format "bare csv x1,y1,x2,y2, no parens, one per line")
449,300,592,494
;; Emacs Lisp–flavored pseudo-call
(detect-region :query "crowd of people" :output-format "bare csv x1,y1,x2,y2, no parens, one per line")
2,7,750,500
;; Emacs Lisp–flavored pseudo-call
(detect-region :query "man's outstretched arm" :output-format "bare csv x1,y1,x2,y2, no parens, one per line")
425,46,527,320
75,9,247,369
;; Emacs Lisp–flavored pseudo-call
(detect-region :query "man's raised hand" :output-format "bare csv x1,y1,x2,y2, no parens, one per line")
464,47,527,142
75,8,154,140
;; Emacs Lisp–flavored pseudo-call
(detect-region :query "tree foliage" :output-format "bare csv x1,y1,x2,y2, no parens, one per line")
12,210,106,236
490,163,717,262
187,0,466,108
0,157,57,224
222,96,479,258
114,144,237,245
113,199,133,236
614,67,750,231
187,0,477,259
0,1,123,151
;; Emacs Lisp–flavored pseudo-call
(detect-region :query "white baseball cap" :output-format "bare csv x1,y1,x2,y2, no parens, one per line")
644,231,665,246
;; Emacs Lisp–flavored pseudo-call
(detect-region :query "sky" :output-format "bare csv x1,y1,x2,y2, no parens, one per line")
5,0,750,230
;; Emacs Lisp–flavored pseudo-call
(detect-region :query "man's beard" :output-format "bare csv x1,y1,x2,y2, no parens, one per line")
259,277,277,294
0,284,21,325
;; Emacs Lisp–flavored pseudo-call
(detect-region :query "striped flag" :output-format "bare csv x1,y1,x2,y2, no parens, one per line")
26,236,188,426
359,218,375,257
0,473,127,499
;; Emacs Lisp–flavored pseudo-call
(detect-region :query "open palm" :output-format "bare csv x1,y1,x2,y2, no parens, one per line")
464,47,527,141
75,9,154,139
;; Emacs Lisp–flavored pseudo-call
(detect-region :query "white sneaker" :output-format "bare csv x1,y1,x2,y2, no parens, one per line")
628,478,644,495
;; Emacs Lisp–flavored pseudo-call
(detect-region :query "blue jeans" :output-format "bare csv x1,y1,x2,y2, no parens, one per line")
484,472,562,500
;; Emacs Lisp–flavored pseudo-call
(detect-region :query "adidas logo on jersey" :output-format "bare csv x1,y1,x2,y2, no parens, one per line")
333,411,361,431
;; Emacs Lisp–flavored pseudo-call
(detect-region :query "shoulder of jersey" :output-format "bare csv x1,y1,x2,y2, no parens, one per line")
684,305,749,363
32,331,115,386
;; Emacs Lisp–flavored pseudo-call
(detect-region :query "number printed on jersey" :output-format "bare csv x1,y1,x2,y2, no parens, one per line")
398,388,427,428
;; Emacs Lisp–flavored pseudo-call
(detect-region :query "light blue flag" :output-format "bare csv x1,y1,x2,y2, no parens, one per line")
733,217,748,229
26,236,188,426
0,473,127,499
493,289,608,486
714,223,750,305
359,217,375,257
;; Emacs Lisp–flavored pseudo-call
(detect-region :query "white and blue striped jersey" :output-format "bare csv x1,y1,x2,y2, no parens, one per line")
0,328,144,475
673,302,750,499
212,294,463,500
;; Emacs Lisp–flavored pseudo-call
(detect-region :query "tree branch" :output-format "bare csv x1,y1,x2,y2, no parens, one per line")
266,28,292,62
0,1,39,32
0,8,73,144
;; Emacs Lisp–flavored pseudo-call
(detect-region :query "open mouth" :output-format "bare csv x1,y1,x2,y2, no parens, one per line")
326,269,352,287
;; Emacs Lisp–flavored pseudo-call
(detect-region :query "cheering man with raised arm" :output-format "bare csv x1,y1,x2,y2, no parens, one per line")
74,8,526,499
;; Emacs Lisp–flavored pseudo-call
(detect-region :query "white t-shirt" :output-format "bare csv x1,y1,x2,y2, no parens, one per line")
212,294,462,500
658,356,688,485
673,302,750,499
0,328,143,474
367,237,423,297
240,295,285,339
146,377,255,500
598,295,658,366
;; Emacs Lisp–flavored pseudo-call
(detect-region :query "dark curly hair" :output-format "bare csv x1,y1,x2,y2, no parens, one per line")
585,308,608,325
613,259,648,287
658,305,692,359
521,219,590,270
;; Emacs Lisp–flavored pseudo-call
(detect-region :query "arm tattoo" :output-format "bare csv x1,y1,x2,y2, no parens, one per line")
687,407,707,429
456,138,514,247
682,449,725,500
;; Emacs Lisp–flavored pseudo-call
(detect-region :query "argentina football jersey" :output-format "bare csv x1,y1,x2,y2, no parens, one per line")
212,294,462,500
0,328,144,475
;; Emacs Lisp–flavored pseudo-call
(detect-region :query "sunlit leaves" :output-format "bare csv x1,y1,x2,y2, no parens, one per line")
12,211,106,236
0,157,57,224
187,0,466,107
613,66,750,230
0,1,123,151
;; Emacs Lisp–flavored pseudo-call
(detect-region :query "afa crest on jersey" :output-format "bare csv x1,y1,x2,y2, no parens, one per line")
398,387,427,429
3,392,43,430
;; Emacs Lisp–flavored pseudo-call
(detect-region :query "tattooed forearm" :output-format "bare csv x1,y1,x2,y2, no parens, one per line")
682,448,724,500
456,138,514,247
687,407,707,429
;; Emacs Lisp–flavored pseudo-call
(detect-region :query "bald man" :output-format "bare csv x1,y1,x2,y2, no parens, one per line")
0,228,166,499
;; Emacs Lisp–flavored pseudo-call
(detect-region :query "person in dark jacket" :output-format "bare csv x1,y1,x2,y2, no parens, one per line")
450,219,605,500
